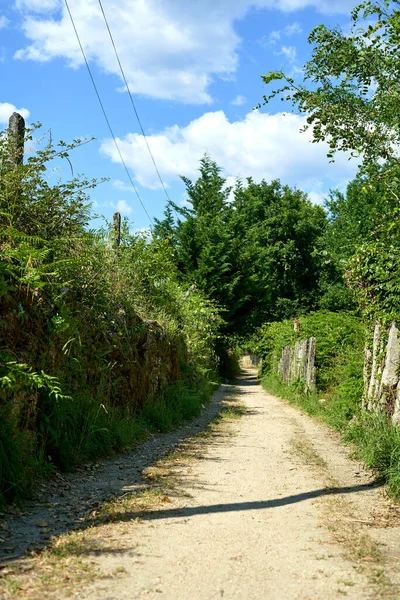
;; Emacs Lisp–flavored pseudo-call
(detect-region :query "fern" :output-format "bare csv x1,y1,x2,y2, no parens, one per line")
0,356,70,402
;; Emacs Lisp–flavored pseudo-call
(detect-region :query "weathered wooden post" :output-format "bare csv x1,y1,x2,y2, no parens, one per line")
113,211,121,248
8,112,25,166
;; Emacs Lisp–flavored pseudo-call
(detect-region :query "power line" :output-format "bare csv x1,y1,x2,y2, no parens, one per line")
63,0,153,226
96,0,178,218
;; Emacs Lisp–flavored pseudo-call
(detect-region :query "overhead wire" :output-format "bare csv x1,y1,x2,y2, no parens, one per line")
63,0,154,225
96,0,180,220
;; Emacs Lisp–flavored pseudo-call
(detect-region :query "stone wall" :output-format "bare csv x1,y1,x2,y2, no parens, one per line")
363,321,400,425
277,337,316,392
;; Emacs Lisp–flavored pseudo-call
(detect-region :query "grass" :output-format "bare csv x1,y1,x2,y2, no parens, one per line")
140,381,214,433
345,413,400,500
0,532,99,599
90,488,172,525
0,377,218,508
257,310,400,500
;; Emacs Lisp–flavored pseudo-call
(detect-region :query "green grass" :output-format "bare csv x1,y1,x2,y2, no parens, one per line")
0,377,218,507
140,380,217,433
0,404,38,506
258,309,400,500
345,413,400,500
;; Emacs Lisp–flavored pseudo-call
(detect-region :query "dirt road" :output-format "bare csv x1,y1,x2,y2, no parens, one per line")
82,371,400,599
3,370,400,599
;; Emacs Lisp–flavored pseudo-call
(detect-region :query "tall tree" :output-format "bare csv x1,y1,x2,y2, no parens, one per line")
258,0,400,321
155,157,328,334
231,179,327,329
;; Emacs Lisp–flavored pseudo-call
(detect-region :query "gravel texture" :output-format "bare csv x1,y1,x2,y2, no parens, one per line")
2,370,400,599
0,383,228,562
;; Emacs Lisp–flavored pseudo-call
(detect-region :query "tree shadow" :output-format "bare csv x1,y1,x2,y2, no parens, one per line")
86,481,382,529
0,375,381,567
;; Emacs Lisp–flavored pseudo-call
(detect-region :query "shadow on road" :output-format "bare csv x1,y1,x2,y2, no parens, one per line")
90,481,381,525
0,371,381,567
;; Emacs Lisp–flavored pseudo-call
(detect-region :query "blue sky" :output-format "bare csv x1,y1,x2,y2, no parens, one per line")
1,0,360,231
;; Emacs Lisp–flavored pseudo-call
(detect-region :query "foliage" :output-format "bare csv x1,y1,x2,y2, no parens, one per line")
155,156,240,327
255,310,364,390
315,168,400,324
155,156,329,335
347,223,400,323
346,413,400,500
259,0,400,324
0,125,219,506
324,170,390,262
258,309,400,499
230,178,327,328
259,0,400,186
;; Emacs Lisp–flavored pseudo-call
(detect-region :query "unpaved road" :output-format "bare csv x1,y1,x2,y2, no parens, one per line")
2,370,400,599
82,371,400,599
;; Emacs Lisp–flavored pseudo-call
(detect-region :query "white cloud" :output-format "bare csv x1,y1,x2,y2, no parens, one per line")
300,178,329,205
15,0,60,12
284,22,303,36
0,102,30,124
265,22,302,47
114,199,133,214
231,95,247,106
134,227,152,238
112,179,136,193
101,197,133,214
99,109,358,198
0,16,10,29
14,0,359,104
278,45,297,62
268,30,281,43
307,190,327,205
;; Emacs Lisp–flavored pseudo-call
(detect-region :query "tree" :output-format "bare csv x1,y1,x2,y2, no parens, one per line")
155,155,239,324
259,0,400,320
231,179,327,329
259,0,400,195
155,157,328,334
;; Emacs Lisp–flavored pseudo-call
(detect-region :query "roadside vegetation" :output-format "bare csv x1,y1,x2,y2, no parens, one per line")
254,0,400,500
254,313,400,498
0,125,220,506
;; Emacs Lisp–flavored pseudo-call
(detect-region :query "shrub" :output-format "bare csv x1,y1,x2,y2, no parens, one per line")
0,124,220,505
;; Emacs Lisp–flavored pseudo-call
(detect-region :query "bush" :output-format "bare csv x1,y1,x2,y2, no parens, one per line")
0,124,221,506
256,310,364,391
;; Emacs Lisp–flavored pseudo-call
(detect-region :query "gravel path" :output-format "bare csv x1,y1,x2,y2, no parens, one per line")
0,384,227,561
2,370,400,599
79,370,400,599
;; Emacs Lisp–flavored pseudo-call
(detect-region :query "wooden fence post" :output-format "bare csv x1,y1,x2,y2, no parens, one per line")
113,211,121,248
8,112,25,166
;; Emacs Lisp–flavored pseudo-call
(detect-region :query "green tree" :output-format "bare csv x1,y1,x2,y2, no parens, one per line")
0,124,221,505
155,158,328,334
259,0,400,320
155,155,239,324
259,0,400,194
231,178,327,329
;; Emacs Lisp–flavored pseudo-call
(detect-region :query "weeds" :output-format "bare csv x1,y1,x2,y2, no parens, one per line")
0,124,222,507
345,413,400,500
